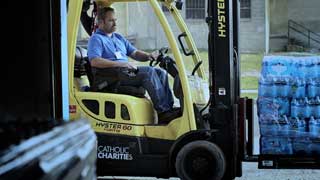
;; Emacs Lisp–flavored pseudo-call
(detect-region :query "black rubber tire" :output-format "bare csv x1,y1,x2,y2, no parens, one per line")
175,140,226,180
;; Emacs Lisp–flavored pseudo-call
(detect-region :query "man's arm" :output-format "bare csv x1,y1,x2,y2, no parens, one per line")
91,57,137,69
130,50,156,62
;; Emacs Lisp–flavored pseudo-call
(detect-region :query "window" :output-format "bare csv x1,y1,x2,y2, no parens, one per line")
105,101,115,119
82,100,99,115
186,0,206,19
240,0,251,18
121,104,130,120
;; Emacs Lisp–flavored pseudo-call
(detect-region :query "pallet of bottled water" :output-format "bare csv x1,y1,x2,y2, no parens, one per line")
257,55,320,155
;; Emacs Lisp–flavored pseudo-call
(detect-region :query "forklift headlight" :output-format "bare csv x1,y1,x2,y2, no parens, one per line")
175,0,183,10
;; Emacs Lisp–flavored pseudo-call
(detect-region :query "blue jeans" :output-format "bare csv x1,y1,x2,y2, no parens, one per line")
119,66,174,113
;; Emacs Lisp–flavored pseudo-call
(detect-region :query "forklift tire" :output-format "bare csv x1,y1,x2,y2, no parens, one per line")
175,140,226,180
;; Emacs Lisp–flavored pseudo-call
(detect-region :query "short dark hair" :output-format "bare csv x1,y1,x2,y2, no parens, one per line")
97,7,115,22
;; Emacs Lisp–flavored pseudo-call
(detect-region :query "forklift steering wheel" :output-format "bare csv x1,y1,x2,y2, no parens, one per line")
149,47,169,67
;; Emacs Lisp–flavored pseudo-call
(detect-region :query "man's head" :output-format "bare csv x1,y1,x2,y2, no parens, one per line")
97,7,117,34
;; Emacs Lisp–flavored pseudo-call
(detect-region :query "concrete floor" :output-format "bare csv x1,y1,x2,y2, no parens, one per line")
100,162,320,180
236,162,320,180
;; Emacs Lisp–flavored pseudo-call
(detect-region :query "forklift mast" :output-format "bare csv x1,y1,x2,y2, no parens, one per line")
208,0,242,179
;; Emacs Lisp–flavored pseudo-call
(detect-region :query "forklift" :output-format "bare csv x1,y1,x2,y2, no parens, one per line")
68,0,320,180
68,0,242,179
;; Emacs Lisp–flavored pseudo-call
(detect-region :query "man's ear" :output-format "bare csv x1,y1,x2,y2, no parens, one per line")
97,19,103,25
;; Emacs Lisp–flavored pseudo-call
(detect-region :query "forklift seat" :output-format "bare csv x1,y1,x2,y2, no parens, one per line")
74,46,146,97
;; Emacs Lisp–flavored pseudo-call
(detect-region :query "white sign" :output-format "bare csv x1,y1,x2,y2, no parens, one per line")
97,145,133,160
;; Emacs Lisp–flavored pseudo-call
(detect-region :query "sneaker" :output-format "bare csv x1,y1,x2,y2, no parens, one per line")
157,108,181,124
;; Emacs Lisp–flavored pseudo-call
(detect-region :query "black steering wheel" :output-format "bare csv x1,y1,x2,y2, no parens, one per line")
149,47,169,67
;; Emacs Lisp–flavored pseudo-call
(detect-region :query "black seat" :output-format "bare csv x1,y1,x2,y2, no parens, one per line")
74,46,145,97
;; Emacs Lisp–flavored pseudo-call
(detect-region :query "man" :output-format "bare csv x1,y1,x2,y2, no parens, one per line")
87,7,179,123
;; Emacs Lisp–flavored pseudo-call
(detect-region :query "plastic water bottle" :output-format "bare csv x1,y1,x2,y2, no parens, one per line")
309,116,320,137
291,99,305,118
259,118,279,136
313,96,320,118
307,78,320,98
314,57,320,77
258,77,275,97
269,59,290,77
289,117,299,137
289,117,307,137
291,99,299,118
262,56,282,78
273,77,291,97
297,60,307,79
261,60,269,78
291,78,306,98
292,137,312,155
297,57,310,79
260,136,293,155
291,58,299,77
274,98,290,116
188,75,208,106
304,97,312,118
308,138,320,155
304,59,315,79
308,97,320,118
305,59,312,79
279,137,293,155
278,115,290,136
299,117,307,134
309,57,319,79
316,97,320,118
291,98,310,118
257,97,279,118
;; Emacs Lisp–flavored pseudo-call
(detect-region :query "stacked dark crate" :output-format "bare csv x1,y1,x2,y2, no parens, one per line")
258,56,320,155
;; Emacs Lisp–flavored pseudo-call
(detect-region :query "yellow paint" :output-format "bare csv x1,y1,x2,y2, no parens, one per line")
150,0,197,131
68,0,83,120
75,91,155,124
166,3,206,79
217,0,227,38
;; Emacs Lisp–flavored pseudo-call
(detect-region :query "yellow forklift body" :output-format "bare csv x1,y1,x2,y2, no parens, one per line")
67,0,206,141
68,0,83,120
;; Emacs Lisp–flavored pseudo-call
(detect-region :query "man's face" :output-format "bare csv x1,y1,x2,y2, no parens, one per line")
101,11,117,33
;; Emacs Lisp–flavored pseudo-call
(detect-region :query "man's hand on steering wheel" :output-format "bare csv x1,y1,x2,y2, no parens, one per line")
149,47,168,67
148,50,159,62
